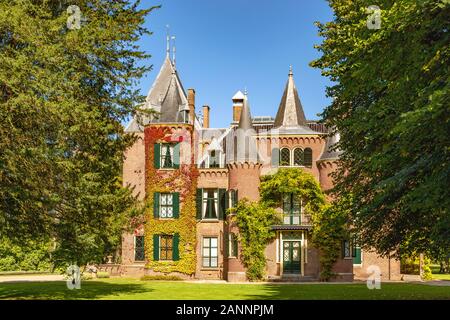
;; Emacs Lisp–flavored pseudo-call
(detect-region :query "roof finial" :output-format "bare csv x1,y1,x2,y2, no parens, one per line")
166,25,170,58
171,35,176,69
289,65,293,76
244,87,248,96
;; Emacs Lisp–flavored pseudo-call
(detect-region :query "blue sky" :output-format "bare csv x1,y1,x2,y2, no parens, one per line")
136,0,334,128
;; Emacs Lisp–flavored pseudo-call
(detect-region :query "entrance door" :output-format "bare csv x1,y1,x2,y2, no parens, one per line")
283,241,301,274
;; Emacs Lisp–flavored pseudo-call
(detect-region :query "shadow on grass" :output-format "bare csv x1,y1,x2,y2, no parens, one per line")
0,280,150,300
238,283,450,300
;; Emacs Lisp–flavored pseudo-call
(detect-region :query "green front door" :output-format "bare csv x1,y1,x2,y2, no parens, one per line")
283,241,301,274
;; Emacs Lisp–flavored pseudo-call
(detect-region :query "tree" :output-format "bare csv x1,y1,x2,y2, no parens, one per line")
311,0,449,259
0,0,158,267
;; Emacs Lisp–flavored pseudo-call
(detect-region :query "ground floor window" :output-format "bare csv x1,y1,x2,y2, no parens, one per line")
160,235,173,261
202,237,218,268
228,233,238,258
134,236,145,262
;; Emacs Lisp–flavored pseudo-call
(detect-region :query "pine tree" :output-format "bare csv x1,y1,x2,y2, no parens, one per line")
0,0,159,266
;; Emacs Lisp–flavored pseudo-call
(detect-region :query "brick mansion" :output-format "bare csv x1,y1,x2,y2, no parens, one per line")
119,50,401,282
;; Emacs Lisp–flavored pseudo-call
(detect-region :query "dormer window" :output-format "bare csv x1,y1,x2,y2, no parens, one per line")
209,150,220,168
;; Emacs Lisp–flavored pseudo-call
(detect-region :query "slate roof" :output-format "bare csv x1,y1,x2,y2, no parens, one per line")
318,130,343,161
271,67,321,135
125,56,189,132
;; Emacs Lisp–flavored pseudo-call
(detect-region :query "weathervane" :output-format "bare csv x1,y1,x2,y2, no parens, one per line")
166,24,170,58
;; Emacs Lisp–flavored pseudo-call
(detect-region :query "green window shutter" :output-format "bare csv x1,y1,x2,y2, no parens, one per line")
231,189,238,207
353,247,362,264
341,240,346,259
154,143,161,169
153,192,160,218
196,188,203,219
271,148,280,167
173,192,180,218
224,233,229,258
173,233,180,261
304,148,313,167
219,188,227,220
173,143,180,169
153,234,159,261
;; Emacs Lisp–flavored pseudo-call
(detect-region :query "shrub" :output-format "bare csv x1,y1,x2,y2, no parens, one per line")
96,271,110,278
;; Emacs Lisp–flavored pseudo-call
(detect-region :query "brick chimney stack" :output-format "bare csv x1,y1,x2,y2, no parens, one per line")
187,88,195,124
202,105,210,129
232,91,245,123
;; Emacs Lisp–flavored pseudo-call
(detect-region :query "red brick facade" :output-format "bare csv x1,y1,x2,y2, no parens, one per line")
119,58,401,282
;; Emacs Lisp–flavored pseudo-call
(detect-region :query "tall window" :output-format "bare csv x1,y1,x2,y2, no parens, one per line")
280,148,291,166
134,236,145,262
202,237,218,268
293,148,304,166
159,193,173,218
160,144,174,168
159,235,173,261
343,239,352,258
203,189,218,219
228,233,238,258
283,193,301,225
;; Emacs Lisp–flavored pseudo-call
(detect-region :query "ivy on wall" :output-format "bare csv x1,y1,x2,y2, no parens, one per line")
229,200,280,281
311,197,351,281
235,168,349,281
142,125,198,275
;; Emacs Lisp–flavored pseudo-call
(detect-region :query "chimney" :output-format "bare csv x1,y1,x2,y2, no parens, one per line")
232,90,245,123
202,105,210,129
188,88,195,124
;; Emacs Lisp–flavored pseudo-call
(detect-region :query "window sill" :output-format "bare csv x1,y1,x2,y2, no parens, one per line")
201,219,220,223
200,268,219,271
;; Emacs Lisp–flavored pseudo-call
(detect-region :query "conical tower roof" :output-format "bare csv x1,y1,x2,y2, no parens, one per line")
273,66,308,128
238,91,253,130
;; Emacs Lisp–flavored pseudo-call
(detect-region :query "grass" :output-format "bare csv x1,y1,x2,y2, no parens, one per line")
431,264,450,281
0,278,449,300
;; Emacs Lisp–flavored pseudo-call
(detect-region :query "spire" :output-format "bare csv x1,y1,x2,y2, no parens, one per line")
273,66,307,128
238,90,253,130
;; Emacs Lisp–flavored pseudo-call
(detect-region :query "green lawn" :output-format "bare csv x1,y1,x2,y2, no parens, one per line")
0,278,449,300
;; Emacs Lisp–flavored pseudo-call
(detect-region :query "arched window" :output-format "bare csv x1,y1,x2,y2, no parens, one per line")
293,148,304,166
304,148,313,167
280,148,291,166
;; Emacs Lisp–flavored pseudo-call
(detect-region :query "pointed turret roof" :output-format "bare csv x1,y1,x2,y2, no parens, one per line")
274,66,308,128
319,129,343,161
238,91,253,130
125,56,188,131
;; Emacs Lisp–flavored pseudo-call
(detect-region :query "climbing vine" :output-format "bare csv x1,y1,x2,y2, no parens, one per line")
140,125,198,275
229,199,280,281
311,197,351,281
258,168,349,281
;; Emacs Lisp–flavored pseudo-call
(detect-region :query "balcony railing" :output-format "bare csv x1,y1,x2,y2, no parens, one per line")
279,213,312,226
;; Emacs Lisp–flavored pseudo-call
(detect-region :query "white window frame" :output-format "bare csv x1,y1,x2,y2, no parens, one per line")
202,189,219,220
160,143,175,168
202,236,218,268
134,235,145,262
159,193,174,219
